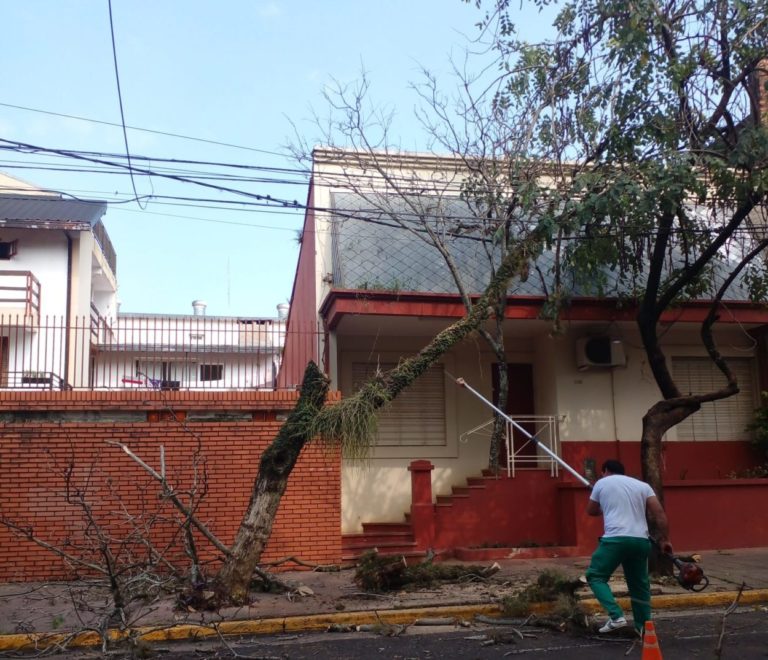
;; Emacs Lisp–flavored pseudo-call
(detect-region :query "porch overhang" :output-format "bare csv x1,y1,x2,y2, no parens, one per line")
320,289,768,329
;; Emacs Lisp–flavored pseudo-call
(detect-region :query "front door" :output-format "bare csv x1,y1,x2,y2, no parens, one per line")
492,363,536,466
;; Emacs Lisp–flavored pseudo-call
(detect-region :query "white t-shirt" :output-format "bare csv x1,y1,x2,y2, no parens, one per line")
589,474,656,538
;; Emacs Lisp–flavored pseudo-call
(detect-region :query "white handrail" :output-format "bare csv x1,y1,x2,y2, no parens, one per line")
455,377,590,487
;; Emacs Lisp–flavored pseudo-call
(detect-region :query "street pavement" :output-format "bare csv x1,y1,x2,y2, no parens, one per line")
1,546,767,655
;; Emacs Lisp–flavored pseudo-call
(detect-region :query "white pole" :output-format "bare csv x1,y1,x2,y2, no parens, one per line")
455,377,592,488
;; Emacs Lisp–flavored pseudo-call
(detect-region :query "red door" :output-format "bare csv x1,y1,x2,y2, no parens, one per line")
492,363,536,466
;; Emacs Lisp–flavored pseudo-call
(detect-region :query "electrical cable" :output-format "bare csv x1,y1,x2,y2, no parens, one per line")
107,0,145,209
0,101,288,157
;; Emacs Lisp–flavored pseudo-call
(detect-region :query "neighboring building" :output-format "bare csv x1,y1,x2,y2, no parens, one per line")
0,172,116,388
0,173,288,391
92,302,287,390
279,148,768,551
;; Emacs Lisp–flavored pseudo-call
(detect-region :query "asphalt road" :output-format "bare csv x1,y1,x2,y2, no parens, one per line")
27,608,768,659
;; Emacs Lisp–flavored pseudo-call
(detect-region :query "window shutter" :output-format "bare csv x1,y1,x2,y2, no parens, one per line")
351,362,446,446
673,357,755,441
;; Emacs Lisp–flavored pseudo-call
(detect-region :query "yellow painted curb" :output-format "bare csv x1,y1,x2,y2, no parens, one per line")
0,590,766,653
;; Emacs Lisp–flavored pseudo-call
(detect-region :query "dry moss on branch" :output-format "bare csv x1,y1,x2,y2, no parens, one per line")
354,551,498,592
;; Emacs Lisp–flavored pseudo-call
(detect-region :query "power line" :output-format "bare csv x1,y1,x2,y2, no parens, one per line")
107,0,145,209
0,102,287,157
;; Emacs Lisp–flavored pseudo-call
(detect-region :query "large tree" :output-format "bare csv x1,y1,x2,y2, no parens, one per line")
473,0,768,520
288,67,561,472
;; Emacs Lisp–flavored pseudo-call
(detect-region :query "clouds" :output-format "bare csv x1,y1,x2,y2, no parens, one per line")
256,1,281,18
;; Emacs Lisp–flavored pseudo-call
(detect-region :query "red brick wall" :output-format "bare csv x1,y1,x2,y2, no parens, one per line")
0,390,342,581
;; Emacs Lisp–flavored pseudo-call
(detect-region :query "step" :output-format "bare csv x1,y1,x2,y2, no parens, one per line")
436,494,469,504
451,485,484,496
341,539,419,555
342,550,427,565
342,532,415,548
466,476,492,487
361,522,413,535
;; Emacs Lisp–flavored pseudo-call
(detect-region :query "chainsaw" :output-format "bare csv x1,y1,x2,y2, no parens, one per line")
670,554,709,592
650,538,709,591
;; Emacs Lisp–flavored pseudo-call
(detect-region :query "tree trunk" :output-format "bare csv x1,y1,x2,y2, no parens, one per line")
489,352,508,473
213,362,329,604
641,399,698,574
484,291,509,473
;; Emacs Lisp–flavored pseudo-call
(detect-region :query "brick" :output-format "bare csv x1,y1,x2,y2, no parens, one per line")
0,391,342,580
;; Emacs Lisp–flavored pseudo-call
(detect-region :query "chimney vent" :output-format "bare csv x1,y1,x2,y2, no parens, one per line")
277,303,289,320
192,300,207,316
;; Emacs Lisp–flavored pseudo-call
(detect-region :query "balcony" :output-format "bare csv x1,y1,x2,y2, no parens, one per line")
93,220,116,277
0,270,41,321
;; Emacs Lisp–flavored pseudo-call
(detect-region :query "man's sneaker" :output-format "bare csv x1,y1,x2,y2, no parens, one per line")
598,616,628,633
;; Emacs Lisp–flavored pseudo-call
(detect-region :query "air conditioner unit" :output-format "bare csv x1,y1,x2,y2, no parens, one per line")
576,336,626,369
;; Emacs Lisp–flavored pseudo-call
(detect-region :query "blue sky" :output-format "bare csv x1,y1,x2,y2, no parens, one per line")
0,1,551,318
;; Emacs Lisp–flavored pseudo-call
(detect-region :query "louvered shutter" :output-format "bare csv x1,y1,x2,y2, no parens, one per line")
351,362,446,446
672,357,756,441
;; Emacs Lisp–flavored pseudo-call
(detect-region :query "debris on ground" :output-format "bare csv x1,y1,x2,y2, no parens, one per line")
353,550,500,592
499,569,589,632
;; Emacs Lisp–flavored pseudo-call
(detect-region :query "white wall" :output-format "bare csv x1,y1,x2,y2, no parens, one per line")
0,228,69,317
338,322,759,532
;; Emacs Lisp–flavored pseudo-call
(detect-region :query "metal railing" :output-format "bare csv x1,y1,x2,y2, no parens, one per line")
460,415,563,478
0,314,322,391
0,270,41,318
93,220,117,276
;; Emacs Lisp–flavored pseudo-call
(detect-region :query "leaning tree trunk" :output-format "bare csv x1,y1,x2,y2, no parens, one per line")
214,362,330,604
213,237,535,605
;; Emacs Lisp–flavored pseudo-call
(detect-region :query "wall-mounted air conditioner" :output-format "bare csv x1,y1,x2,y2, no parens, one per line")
576,336,626,369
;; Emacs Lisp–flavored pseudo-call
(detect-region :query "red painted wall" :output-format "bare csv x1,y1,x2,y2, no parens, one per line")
431,472,562,548
0,391,341,581
560,440,761,481
278,183,320,389
558,480,768,554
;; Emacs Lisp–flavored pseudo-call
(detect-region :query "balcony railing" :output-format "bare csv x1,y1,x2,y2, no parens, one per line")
0,270,41,318
93,220,117,276
0,315,320,391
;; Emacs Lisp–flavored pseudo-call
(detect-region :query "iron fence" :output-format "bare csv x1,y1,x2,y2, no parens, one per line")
0,315,322,391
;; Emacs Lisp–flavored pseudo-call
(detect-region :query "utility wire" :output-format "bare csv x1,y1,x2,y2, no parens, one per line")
107,0,144,209
0,101,287,157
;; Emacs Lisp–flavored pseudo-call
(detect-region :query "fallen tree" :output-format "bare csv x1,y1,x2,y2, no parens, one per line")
212,233,542,604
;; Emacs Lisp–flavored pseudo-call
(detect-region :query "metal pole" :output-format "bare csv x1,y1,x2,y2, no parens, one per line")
455,377,592,488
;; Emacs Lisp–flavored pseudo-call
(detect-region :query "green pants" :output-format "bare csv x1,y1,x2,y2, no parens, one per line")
586,536,651,631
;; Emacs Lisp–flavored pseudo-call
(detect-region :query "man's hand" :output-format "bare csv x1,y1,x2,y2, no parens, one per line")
658,539,674,555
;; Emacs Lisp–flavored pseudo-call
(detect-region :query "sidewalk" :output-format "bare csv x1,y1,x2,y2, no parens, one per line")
1,547,767,652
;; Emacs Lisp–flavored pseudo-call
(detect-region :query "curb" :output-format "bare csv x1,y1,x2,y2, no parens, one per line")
1,589,766,653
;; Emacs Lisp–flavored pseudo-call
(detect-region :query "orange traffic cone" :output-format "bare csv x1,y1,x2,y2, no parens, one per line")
642,620,663,660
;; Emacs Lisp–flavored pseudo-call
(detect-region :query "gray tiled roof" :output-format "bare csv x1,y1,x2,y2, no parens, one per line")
0,196,107,225
330,191,753,302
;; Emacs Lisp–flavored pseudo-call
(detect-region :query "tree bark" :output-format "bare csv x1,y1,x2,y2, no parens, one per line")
213,362,330,604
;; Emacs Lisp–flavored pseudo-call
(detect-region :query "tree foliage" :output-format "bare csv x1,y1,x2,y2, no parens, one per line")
473,0,768,506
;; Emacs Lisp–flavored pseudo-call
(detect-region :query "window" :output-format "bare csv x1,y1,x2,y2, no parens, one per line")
672,357,756,441
200,364,224,381
0,240,18,260
351,362,446,447
135,360,185,390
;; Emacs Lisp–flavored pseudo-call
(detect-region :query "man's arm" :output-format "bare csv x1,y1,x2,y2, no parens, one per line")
646,495,673,554
586,499,601,516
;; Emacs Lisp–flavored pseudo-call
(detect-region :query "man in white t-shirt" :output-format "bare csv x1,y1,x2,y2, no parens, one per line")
586,459,672,634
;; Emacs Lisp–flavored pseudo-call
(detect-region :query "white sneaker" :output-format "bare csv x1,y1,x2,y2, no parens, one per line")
598,616,628,633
